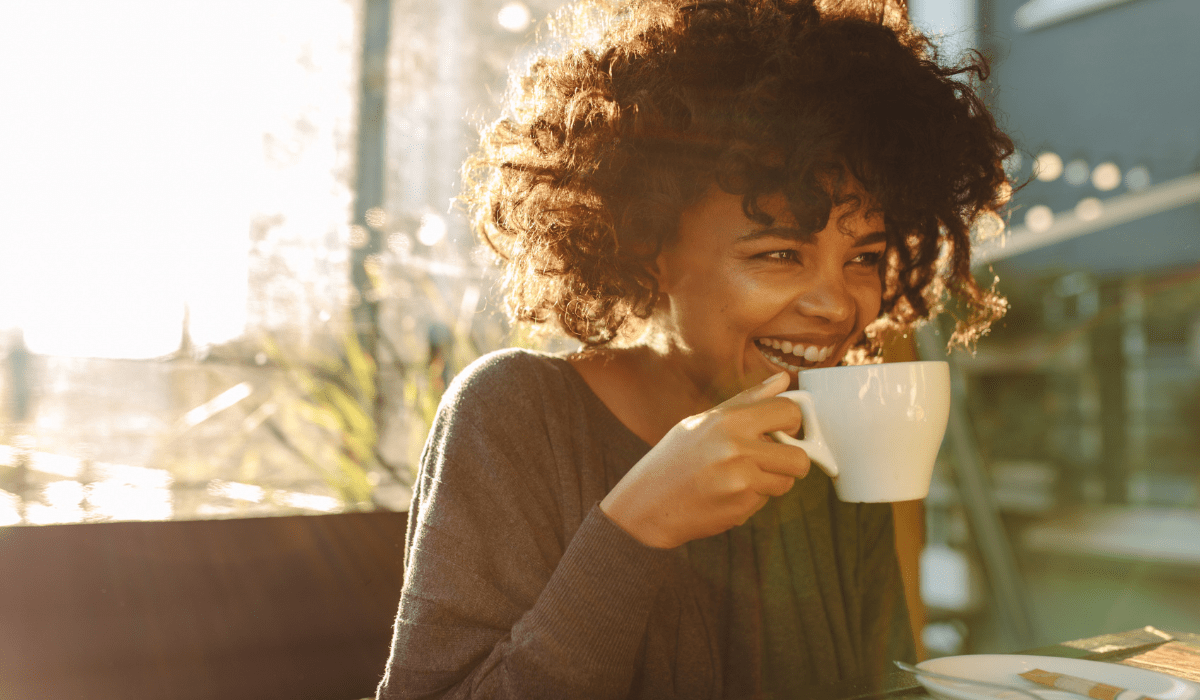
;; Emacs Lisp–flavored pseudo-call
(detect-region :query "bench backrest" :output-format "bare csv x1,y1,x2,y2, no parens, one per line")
0,510,408,700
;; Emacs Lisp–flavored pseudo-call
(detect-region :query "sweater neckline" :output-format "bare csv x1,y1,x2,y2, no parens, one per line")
550,353,653,456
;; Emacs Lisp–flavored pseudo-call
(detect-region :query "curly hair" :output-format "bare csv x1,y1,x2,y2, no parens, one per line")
463,0,1013,352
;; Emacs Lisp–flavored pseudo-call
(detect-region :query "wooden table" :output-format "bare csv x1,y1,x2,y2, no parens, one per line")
822,627,1200,700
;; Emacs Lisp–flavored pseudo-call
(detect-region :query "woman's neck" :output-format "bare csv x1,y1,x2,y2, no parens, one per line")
568,343,713,446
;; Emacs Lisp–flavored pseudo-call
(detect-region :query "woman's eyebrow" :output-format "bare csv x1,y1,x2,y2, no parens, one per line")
851,230,888,247
735,227,888,245
735,226,812,243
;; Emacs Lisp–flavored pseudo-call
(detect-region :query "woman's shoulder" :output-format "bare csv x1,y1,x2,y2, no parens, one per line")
458,346,568,377
442,347,580,416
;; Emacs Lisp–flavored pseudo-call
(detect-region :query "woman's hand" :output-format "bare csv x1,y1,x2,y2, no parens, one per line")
599,372,811,549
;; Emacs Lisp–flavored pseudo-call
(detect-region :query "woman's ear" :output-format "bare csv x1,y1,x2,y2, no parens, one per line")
635,251,671,317
649,243,674,295
648,253,665,288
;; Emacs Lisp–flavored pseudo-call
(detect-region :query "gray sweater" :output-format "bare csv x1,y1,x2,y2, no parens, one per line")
377,349,914,700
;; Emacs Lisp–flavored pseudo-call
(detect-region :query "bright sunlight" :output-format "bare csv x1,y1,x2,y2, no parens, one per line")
0,0,355,358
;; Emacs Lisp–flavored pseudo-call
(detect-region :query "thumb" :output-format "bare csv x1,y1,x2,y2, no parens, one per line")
724,371,789,406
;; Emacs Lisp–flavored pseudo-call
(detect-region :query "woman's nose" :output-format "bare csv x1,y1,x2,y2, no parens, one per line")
795,267,854,323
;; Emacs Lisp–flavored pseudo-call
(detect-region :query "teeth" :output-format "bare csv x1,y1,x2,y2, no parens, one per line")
756,339,835,368
762,350,801,372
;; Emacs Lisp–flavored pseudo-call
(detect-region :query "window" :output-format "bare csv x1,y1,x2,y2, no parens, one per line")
0,0,568,524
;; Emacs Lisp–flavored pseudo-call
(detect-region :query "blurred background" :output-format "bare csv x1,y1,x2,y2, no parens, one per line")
1,0,1197,657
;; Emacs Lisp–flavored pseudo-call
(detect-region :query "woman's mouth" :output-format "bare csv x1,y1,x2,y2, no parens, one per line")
754,338,835,372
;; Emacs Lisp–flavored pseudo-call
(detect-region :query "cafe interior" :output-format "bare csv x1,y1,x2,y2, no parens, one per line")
0,0,1197,698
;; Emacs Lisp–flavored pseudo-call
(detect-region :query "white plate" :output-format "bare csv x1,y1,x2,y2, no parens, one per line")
915,654,1200,700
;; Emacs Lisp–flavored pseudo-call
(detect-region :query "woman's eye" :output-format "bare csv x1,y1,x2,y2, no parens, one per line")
850,251,885,267
763,249,800,263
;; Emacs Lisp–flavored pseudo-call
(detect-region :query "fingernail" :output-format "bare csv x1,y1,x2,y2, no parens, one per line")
761,372,785,385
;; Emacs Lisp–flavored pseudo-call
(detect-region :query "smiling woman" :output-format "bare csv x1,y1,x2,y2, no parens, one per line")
652,185,886,392
378,0,1015,697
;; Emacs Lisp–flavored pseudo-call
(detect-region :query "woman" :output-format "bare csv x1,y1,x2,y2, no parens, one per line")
377,0,1012,697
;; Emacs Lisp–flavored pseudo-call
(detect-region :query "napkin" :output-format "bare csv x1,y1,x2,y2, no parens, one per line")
1120,641,1200,683
1019,668,1148,700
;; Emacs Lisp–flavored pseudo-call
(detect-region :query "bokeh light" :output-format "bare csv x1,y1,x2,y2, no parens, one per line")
995,180,1013,206
1033,152,1063,181
971,210,1006,242
363,253,384,278
1025,204,1054,233
1125,165,1152,191
1004,152,1023,177
1064,159,1090,186
417,212,448,246
364,206,387,229
1091,162,1121,191
388,231,413,256
497,2,532,32
349,224,370,248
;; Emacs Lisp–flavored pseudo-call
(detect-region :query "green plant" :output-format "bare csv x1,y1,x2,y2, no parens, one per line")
259,328,407,510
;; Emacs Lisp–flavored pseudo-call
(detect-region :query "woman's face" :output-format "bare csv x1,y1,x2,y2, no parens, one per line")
653,184,886,399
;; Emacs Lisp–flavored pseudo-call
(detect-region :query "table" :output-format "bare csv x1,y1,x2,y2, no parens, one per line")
823,627,1200,700
352,627,1200,700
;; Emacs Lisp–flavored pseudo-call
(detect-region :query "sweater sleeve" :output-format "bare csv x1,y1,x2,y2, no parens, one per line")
376,353,674,700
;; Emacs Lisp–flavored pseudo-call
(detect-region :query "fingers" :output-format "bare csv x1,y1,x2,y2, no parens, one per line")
754,471,797,498
723,371,789,407
749,439,811,478
721,395,803,436
720,442,807,500
709,374,803,437
751,396,804,435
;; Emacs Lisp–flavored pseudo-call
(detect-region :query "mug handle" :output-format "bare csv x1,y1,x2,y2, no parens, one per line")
770,390,839,479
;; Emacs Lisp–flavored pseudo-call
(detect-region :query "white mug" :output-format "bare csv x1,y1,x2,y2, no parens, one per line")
771,360,951,503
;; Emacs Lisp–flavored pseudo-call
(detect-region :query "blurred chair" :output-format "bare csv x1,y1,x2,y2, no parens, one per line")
881,331,930,658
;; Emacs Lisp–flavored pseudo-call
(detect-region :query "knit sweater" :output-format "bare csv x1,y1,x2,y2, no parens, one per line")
377,349,914,700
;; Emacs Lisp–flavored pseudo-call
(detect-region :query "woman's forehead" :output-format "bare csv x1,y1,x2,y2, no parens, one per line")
754,180,886,224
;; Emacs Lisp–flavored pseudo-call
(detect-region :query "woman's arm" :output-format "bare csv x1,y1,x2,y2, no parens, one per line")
376,356,673,699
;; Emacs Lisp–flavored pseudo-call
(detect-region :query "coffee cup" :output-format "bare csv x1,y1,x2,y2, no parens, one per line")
771,360,950,502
